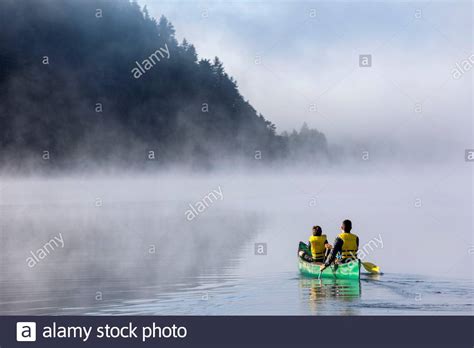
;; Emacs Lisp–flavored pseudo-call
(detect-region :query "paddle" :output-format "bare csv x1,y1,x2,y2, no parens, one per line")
361,261,380,274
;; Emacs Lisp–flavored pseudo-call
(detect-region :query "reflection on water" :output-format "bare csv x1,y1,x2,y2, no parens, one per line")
299,278,361,314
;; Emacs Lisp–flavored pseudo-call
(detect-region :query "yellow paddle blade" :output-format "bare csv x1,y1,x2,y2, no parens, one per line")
362,261,380,274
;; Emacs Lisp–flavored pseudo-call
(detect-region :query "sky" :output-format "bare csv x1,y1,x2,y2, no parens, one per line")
140,0,472,157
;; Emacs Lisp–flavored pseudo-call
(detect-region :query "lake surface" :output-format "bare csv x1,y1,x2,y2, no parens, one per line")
1,266,472,315
0,167,472,315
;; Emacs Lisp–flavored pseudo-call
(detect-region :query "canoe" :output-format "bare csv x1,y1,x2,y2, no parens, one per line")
298,257,361,280
298,241,360,280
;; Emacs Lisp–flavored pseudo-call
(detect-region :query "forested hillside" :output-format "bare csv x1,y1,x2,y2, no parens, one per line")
0,0,328,169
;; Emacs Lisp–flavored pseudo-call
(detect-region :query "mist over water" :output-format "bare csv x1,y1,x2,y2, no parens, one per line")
1,163,472,315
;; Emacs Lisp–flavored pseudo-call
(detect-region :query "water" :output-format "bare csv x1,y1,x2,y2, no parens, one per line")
0,168,472,315
1,269,471,315
90,273,472,315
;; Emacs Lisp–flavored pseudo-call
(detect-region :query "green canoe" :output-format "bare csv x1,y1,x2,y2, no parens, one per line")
298,242,360,280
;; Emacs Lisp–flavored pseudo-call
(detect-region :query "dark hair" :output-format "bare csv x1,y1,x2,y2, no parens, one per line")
342,219,352,232
312,225,322,236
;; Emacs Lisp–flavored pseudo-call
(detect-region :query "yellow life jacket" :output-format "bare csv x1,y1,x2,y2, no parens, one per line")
338,232,358,260
309,234,327,259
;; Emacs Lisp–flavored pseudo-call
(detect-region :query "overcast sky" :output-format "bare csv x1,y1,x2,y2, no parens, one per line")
140,1,472,155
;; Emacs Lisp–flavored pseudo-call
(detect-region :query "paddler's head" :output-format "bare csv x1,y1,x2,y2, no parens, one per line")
341,219,352,233
312,225,322,236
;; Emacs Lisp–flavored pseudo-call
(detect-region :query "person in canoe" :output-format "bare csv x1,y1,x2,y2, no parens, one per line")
320,219,358,272
299,225,332,263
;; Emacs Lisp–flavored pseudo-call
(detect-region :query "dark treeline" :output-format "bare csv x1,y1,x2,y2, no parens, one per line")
0,0,329,170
